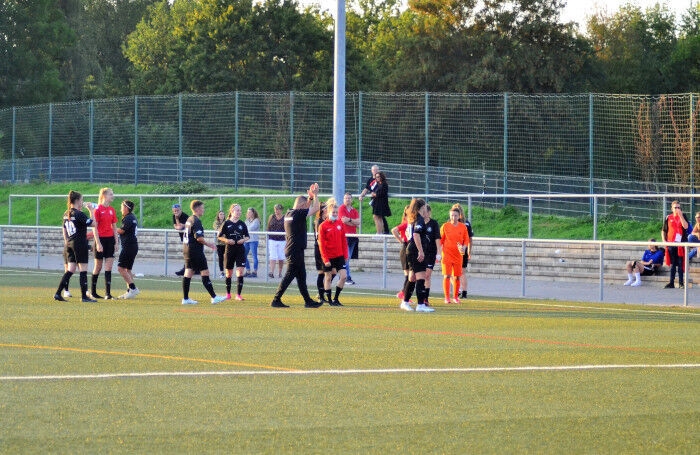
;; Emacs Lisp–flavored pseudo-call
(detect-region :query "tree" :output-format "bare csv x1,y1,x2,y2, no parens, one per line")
0,0,75,107
124,0,334,94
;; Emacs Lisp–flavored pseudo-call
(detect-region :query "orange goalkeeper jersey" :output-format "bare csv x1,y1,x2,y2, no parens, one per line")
440,221,470,264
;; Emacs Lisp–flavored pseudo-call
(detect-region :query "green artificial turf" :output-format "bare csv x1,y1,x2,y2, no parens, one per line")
0,269,698,453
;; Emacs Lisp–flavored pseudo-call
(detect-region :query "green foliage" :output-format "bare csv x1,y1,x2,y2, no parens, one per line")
151,180,210,195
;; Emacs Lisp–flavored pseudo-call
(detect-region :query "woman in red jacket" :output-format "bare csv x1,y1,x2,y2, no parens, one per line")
318,203,348,306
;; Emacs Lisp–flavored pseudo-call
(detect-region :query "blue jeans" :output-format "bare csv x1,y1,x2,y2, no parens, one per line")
345,237,358,280
688,234,699,260
244,241,259,271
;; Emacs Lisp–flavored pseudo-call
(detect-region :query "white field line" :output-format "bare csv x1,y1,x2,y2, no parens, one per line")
2,364,699,382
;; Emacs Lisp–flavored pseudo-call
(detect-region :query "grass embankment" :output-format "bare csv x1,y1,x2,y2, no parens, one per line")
0,181,661,240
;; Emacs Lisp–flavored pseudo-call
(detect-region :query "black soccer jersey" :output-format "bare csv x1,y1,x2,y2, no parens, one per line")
284,208,309,256
183,215,205,257
218,219,249,244
406,216,428,254
424,218,441,255
63,208,93,245
119,213,138,247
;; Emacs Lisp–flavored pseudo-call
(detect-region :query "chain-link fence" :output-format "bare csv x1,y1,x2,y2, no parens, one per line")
1,92,698,197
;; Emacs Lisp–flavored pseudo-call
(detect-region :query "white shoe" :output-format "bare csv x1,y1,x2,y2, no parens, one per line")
416,304,435,313
399,301,414,312
181,298,198,305
624,279,633,286
130,288,140,297
631,281,642,287
119,288,140,299
211,295,226,304
62,290,72,298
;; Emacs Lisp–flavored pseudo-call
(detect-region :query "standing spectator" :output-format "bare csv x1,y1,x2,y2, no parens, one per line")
391,206,410,300
218,204,249,301
624,239,664,287
440,207,470,303
53,190,97,302
244,207,261,278
452,203,474,298
213,210,226,278
172,203,189,276
267,204,286,279
270,184,323,308
399,198,434,313
89,187,118,300
370,171,391,234
180,200,226,305
422,204,441,304
662,200,689,288
116,200,140,299
339,192,360,285
358,164,379,203
687,212,700,260
318,202,348,306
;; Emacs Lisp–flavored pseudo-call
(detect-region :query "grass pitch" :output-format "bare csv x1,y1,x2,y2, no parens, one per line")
1,269,698,453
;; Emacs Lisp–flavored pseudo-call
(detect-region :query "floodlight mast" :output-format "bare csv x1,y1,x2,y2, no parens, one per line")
332,0,346,204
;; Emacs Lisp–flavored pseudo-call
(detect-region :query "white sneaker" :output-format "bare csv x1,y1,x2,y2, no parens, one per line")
181,298,198,305
62,290,72,298
119,288,140,299
416,303,435,313
631,281,642,287
624,279,633,286
399,301,414,312
211,295,226,304
130,288,140,297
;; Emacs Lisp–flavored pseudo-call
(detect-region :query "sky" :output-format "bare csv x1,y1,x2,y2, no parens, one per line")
298,1,697,27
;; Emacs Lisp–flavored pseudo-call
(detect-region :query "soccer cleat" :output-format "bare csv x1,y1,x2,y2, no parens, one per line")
82,296,97,303
631,281,642,287
104,294,114,300
396,290,405,300
118,291,130,299
345,279,356,285
399,301,414,312
415,303,435,313
130,288,140,297
235,294,245,301
329,299,343,306
54,293,66,302
88,291,103,300
271,298,289,308
211,295,226,304
451,297,461,304
225,293,232,300
62,290,72,298
175,268,185,276
624,279,634,286
181,298,198,305
664,283,674,289
444,298,451,304
304,300,323,308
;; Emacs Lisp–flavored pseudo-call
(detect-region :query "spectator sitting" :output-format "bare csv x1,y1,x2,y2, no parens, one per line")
624,239,665,287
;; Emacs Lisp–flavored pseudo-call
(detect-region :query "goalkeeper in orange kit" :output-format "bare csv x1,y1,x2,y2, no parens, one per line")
440,207,471,303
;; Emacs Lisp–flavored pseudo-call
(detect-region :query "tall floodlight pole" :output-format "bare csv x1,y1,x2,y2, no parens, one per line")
332,0,346,203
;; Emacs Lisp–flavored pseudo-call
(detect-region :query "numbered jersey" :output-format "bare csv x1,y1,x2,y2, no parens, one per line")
183,215,205,256
119,213,138,247
63,208,93,244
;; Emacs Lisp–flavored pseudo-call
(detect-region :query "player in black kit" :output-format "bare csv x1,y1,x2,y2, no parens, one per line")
116,200,140,299
181,200,226,305
217,203,249,301
54,190,97,302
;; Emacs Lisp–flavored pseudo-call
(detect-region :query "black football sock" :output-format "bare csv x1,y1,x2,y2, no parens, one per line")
182,277,191,299
56,271,73,295
225,276,232,294
91,274,99,294
334,286,343,300
80,272,89,298
104,271,112,295
202,275,216,297
237,276,244,295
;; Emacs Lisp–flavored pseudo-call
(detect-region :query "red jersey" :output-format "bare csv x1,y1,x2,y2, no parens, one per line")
318,218,348,263
396,222,408,243
338,204,359,234
93,204,117,238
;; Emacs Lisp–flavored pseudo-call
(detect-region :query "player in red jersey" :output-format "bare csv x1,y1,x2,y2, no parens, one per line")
89,187,118,299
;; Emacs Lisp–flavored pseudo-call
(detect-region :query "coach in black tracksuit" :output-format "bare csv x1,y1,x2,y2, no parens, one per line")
270,183,322,308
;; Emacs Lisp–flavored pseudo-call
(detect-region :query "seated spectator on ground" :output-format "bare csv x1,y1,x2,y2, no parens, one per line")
624,239,665,287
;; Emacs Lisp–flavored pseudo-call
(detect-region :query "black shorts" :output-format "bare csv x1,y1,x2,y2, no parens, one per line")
94,236,116,260
399,243,408,271
424,251,437,270
462,253,469,268
185,251,208,274
406,250,427,273
118,245,138,270
323,256,346,273
224,245,246,269
66,241,89,264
